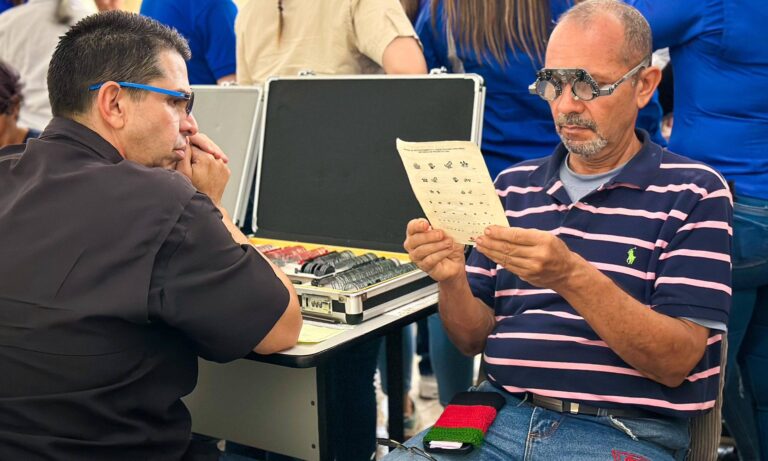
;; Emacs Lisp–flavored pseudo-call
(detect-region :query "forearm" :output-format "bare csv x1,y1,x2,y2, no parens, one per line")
438,274,496,356
557,255,708,387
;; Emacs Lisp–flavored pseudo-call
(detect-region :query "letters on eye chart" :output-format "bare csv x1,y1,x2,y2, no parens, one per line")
396,139,509,245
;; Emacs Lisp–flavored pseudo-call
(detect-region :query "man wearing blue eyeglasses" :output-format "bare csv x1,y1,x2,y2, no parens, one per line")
0,10,301,461
391,1,731,460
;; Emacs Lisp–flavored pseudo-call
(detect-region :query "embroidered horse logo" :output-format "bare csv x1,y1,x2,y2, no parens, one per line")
626,247,637,265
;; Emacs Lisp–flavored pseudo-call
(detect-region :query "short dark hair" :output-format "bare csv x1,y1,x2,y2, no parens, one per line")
47,11,191,117
0,60,22,116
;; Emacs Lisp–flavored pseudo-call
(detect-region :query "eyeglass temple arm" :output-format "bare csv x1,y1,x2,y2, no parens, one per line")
597,58,651,97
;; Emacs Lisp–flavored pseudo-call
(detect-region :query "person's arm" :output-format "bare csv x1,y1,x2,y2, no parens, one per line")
474,226,709,387
177,143,302,355
202,1,238,84
354,0,427,74
404,219,495,355
217,74,237,85
234,10,253,85
381,36,428,74
249,254,302,354
186,146,247,243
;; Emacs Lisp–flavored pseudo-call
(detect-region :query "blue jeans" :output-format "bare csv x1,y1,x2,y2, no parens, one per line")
427,314,474,406
723,195,768,460
378,316,474,407
382,381,690,461
378,323,415,395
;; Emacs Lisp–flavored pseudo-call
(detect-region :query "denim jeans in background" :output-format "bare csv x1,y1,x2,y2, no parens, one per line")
416,318,433,375
381,381,689,461
378,315,475,407
378,323,415,395
723,195,768,460
427,314,474,406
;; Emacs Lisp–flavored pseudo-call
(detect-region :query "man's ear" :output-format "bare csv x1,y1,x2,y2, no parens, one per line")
635,65,662,110
94,82,128,130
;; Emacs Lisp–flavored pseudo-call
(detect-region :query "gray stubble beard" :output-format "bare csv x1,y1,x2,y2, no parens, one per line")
556,113,608,159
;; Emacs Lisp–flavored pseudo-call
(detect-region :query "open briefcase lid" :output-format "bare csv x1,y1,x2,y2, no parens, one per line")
190,84,263,227
251,74,485,253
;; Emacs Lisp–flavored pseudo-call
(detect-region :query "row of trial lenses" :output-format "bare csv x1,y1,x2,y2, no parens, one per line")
299,250,356,276
332,253,379,272
318,258,395,288
327,260,417,291
342,260,417,286
334,264,416,291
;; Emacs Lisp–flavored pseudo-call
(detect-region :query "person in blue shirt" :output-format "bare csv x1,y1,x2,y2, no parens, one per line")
415,0,665,182
625,1,768,459
0,0,20,15
140,0,237,85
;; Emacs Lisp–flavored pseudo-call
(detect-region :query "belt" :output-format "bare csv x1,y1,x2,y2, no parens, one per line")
526,393,659,419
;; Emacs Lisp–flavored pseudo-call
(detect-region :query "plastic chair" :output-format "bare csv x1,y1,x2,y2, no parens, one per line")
688,335,728,461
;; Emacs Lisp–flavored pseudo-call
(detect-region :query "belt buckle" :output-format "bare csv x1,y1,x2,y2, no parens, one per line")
569,402,580,414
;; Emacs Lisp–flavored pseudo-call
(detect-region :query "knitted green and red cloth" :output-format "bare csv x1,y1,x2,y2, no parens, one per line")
423,391,506,447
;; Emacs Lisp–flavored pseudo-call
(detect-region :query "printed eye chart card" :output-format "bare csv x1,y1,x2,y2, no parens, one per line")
396,139,509,245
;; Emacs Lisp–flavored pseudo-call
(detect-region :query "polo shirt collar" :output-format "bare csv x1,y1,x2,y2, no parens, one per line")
530,129,662,191
40,117,124,164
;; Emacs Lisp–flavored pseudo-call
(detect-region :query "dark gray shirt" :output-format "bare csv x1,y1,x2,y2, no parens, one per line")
0,117,289,460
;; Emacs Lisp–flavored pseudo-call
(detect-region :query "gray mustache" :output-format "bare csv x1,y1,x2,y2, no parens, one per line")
556,114,597,131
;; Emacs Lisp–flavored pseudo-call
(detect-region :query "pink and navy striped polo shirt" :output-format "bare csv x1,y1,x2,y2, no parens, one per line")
468,131,732,418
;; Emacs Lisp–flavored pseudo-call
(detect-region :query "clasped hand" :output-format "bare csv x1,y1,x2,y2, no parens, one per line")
175,133,230,206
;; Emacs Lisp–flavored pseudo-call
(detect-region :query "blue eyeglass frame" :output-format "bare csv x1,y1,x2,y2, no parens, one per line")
88,81,194,115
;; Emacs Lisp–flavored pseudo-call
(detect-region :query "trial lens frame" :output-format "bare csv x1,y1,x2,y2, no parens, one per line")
528,58,650,102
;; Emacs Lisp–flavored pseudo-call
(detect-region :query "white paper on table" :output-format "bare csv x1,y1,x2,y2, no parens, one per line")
396,139,508,245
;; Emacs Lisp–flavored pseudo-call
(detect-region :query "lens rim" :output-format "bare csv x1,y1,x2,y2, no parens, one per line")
535,78,560,101
571,75,600,101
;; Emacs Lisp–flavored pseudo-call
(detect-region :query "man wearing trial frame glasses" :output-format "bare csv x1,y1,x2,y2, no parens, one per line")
391,1,731,460
529,57,650,102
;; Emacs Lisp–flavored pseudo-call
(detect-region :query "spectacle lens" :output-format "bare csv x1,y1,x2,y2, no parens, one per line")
572,80,598,101
535,79,560,101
